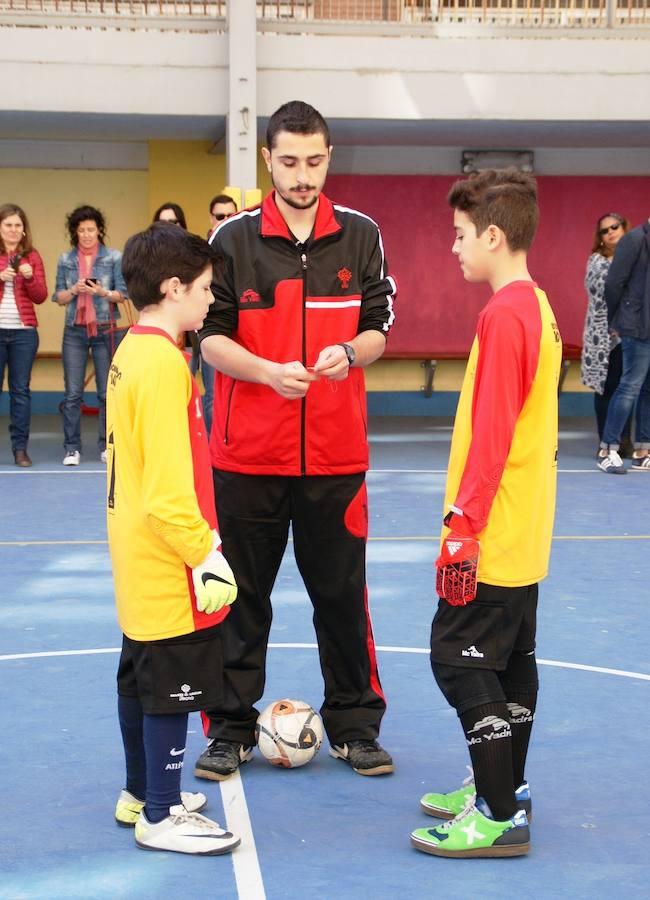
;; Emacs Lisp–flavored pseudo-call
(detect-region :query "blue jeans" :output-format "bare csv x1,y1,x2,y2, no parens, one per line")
189,347,215,438
0,327,39,452
602,336,650,449
201,358,215,438
62,324,120,453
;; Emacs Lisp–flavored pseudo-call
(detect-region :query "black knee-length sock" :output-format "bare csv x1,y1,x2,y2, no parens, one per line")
460,702,516,821
143,712,188,824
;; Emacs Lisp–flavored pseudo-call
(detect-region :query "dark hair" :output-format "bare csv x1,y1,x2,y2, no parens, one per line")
0,203,33,255
266,100,330,150
152,202,187,230
591,212,629,258
66,205,106,247
122,223,217,311
210,194,238,213
447,168,539,252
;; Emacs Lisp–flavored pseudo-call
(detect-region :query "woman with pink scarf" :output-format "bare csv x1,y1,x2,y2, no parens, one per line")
54,205,127,466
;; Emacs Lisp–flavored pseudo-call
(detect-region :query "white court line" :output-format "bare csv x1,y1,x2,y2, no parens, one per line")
7,469,583,479
219,770,266,900
0,643,648,681
0,469,105,475
368,469,605,475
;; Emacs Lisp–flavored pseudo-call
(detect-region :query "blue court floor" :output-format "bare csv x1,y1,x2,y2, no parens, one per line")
0,414,649,900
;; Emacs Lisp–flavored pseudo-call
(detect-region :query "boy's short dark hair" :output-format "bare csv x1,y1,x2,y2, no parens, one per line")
122,223,217,311
266,100,330,150
447,168,539,252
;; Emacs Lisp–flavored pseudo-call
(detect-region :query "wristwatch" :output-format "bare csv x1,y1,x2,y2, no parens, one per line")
338,342,356,367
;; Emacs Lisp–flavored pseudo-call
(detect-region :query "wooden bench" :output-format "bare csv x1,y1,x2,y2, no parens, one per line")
383,344,583,398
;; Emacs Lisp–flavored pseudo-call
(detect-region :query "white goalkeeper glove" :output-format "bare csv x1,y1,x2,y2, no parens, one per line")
192,530,237,614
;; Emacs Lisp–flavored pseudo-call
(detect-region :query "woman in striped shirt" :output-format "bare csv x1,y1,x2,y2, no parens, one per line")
0,204,48,467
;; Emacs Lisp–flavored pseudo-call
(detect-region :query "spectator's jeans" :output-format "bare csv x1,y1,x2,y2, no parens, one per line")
602,336,650,449
201,358,215,438
0,327,39,452
190,348,215,438
62,324,115,453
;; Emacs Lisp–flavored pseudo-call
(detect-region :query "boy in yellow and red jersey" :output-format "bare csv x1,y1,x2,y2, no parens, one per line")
411,170,562,859
107,223,240,856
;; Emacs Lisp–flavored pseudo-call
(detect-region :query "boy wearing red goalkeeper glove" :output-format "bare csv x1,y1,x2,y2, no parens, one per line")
106,225,240,857
411,170,561,859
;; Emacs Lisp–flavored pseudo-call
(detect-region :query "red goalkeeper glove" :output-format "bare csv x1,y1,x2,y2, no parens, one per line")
435,531,480,606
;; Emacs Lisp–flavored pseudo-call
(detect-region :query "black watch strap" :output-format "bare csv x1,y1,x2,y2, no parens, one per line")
338,342,356,366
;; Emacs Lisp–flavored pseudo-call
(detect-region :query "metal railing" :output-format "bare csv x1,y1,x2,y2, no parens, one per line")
0,0,647,27
259,0,648,27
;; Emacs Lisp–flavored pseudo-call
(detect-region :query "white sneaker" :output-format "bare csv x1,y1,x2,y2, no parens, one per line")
597,449,627,475
63,450,81,467
100,450,107,463
114,788,207,827
135,805,240,855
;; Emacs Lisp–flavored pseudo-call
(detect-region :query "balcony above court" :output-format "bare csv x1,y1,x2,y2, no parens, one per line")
0,0,648,143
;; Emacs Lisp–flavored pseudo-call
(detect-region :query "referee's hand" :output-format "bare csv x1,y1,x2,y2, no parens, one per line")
267,361,317,399
192,531,238,614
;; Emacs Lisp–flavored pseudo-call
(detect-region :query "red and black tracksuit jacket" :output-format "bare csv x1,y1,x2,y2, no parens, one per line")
200,191,396,476
198,192,397,746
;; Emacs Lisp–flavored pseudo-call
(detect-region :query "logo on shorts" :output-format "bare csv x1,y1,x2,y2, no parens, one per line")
446,540,463,557
337,267,352,290
169,683,203,702
461,645,484,658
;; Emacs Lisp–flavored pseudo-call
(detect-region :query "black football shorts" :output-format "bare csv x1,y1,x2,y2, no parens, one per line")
430,581,538,671
117,623,224,715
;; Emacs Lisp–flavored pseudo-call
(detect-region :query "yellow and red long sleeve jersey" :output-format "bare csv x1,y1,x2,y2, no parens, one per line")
443,281,562,587
106,325,228,641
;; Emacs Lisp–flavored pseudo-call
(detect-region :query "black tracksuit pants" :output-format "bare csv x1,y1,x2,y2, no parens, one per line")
202,469,386,747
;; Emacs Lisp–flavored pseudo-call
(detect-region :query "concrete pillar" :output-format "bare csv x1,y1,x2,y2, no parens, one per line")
226,0,257,191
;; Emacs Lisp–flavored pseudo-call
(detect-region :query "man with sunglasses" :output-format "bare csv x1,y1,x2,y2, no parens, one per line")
208,194,238,239
598,216,650,473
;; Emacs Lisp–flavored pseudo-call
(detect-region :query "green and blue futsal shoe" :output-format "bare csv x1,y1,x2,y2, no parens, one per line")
420,773,532,820
115,789,207,826
411,802,530,858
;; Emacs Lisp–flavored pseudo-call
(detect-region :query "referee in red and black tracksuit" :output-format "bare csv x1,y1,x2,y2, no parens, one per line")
194,101,397,780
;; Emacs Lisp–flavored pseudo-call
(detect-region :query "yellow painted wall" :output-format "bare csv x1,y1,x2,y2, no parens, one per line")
0,168,148,360
148,141,273,235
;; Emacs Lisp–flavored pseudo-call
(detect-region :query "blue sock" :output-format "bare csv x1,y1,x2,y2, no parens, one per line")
143,712,188,824
118,695,146,800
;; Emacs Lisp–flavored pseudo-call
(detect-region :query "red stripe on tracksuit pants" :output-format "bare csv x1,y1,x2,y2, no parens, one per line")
201,469,386,746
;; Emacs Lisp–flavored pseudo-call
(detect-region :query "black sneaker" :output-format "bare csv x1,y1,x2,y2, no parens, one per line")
329,740,394,776
194,740,253,781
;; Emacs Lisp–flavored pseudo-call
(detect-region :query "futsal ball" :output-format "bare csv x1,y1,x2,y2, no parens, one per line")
255,699,324,768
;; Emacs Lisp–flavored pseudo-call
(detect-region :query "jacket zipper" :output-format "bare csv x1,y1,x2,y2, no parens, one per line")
223,380,236,445
300,249,308,475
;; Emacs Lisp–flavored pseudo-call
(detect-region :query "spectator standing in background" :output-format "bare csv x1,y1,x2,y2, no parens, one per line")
0,203,48,467
54,205,126,467
208,194,238,239
581,213,632,456
153,202,188,230
598,216,650,473
202,193,238,434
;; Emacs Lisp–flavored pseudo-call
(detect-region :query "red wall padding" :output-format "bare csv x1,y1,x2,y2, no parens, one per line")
327,174,650,354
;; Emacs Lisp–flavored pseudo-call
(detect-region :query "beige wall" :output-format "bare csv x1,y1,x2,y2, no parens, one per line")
0,141,273,389
0,167,149,359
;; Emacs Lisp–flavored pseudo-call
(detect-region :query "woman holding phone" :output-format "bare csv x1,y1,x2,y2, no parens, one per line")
0,203,48,466
54,205,127,466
